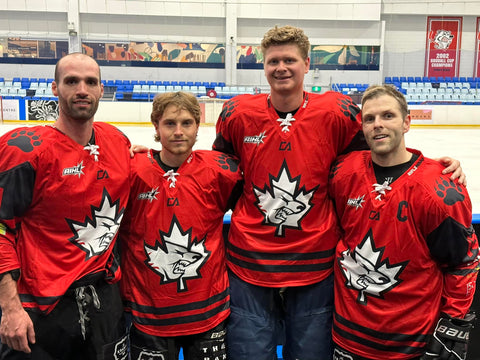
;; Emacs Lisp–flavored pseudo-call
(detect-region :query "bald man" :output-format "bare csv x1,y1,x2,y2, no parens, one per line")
0,53,131,360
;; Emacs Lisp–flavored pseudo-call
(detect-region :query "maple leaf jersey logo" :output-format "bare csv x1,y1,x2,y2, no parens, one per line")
253,161,316,237
144,216,210,292
338,229,408,305
67,189,124,260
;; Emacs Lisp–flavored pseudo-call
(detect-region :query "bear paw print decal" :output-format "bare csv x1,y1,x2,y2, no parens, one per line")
219,99,237,122
7,130,42,152
337,97,360,122
215,153,239,172
435,178,464,205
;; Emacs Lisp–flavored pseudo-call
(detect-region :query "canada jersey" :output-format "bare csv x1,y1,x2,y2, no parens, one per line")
213,91,364,287
120,150,242,337
0,123,131,314
328,149,478,359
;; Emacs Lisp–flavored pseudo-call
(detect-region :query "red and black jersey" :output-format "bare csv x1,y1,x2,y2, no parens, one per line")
213,91,365,287
120,149,242,337
328,149,479,359
0,123,131,314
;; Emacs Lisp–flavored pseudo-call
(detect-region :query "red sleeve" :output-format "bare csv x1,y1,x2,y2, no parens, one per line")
423,176,480,318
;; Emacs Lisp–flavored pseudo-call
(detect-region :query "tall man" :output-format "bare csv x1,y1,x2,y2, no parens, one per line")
120,92,242,360
0,53,131,360
213,25,464,360
329,85,478,360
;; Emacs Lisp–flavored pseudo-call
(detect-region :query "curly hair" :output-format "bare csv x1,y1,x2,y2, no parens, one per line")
261,25,310,60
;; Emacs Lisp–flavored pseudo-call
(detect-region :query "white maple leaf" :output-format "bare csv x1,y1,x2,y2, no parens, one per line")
339,230,407,305
145,217,210,292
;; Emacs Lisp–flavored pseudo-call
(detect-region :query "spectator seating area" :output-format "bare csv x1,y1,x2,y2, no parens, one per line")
109,80,257,101
3,76,480,104
385,76,480,105
0,77,55,100
0,77,258,102
331,83,370,95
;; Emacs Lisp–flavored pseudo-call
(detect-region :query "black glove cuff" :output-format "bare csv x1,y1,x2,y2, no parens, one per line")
435,313,475,344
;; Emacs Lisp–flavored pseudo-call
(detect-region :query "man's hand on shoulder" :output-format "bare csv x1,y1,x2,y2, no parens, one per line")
434,157,466,186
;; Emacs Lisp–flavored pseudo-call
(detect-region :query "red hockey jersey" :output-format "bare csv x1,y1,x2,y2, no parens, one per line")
0,123,131,314
328,149,479,359
213,91,365,287
120,150,242,337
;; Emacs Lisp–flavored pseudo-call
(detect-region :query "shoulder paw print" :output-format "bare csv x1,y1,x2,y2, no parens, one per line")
215,153,239,172
7,130,43,153
435,179,464,205
219,99,237,122
337,97,360,122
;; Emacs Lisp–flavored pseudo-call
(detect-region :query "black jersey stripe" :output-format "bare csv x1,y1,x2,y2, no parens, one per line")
127,289,229,316
227,252,334,272
132,300,229,327
226,241,335,261
334,322,425,356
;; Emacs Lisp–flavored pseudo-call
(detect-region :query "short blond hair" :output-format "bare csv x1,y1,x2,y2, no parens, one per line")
261,25,310,60
361,85,409,119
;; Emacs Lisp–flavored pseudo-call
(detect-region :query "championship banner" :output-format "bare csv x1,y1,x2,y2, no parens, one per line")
475,17,480,78
425,17,462,78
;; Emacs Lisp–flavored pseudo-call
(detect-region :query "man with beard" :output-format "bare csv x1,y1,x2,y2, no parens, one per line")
0,53,131,360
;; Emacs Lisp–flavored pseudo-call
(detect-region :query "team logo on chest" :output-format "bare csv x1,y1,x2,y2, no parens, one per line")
137,187,160,203
62,161,85,178
338,229,408,305
67,189,124,260
144,216,210,292
347,195,365,210
254,161,316,236
244,131,267,146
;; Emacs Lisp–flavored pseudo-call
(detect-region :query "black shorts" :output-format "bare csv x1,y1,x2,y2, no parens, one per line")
0,281,128,360
129,321,227,360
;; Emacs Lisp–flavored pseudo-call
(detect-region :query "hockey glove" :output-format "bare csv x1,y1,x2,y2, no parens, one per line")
422,312,476,360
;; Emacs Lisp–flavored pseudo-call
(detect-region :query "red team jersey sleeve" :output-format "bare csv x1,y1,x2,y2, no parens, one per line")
328,149,479,359
120,150,242,337
213,91,366,287
0,124,131,313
